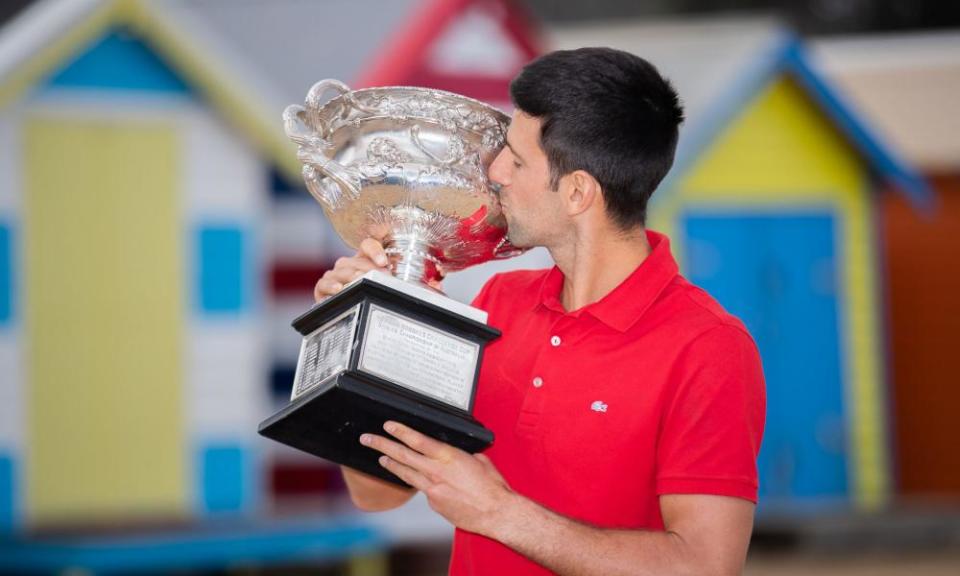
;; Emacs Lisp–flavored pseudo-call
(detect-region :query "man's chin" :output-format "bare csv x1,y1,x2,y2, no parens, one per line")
505,232,533,249
504,217,534,248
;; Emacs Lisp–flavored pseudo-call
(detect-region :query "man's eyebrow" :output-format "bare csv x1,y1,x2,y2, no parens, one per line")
505,137,525,164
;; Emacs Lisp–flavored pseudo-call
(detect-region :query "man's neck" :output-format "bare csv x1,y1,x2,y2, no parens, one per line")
549,226,651,312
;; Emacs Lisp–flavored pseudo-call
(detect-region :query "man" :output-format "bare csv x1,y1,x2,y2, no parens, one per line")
314,48,765,576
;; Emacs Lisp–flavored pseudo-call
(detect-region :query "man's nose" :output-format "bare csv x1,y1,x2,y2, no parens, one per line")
488,148,509,189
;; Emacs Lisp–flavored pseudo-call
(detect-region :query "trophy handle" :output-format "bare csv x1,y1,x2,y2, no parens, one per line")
284,84,361,201
307,78,382,116
305,79,351,112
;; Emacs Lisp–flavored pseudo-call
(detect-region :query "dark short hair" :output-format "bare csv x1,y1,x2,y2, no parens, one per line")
509,47,684,229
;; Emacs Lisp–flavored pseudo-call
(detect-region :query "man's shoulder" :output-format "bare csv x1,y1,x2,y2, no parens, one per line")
655,278,764,396
655,275,755,346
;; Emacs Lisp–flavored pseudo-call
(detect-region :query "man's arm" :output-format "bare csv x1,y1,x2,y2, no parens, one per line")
363,421,754,576
494,492,753,576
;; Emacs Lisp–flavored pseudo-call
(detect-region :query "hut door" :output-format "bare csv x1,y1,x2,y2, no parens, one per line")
24,116,186,526
682,211,847,507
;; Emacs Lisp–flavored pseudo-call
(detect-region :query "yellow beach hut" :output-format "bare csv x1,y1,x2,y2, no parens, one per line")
649,35,932,513
0,0,301,533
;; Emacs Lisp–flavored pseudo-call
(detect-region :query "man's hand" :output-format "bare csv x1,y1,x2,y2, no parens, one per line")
360,421,514,538
314,238,444,302
314,238,391,302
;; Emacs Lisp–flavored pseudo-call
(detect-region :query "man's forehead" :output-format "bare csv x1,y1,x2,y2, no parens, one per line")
510,109,537,127
507,111,540,143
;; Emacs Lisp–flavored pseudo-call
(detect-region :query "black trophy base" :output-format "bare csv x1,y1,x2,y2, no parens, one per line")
258,370,494,487
258,273,498,487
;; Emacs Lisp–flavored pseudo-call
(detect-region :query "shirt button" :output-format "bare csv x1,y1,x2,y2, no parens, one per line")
550,335,561,347
532,376,544,388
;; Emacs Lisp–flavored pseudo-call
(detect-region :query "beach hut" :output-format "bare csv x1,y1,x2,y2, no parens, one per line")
816,31,960,500
648,36,932,512
0,0,298,531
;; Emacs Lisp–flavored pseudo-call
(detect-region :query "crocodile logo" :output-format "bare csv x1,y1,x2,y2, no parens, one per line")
590,400,608,413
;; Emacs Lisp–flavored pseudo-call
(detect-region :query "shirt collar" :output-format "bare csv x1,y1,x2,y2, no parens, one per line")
537,230,679,332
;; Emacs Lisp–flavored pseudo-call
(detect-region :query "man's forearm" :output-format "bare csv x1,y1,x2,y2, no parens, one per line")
491,493,741,576
358,422,754,574
341,466,415,511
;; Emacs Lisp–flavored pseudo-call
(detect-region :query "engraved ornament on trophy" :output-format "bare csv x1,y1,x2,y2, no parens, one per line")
257,80,523,486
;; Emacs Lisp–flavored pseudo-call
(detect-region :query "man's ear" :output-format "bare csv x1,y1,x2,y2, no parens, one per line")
564,170,602,217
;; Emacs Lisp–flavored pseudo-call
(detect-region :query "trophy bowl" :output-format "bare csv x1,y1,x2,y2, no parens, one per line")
283,79,523,285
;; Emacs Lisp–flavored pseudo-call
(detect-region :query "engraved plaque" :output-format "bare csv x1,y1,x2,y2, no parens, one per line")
292,306,360,399
359,305,479,411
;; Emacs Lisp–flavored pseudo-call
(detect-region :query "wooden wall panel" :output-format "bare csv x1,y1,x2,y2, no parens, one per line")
882,172,960,496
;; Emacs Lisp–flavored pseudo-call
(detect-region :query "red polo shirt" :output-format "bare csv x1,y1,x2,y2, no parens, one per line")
450,231,766,575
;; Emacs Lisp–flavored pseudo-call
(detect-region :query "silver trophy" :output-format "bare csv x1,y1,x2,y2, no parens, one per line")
258,80,522,485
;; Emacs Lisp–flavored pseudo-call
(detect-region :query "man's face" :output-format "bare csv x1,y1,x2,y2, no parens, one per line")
488,111,564,248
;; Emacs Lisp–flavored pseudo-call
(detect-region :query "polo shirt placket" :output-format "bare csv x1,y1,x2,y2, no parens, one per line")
512,312,584,438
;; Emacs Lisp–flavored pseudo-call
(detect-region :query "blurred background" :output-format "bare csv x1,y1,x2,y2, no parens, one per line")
1,0,959,574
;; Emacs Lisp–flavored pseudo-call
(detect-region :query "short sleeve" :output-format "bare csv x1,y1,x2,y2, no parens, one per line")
656,325,766,503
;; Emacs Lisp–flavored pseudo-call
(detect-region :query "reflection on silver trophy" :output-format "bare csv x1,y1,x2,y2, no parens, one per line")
258,80,523,485
285,79,521,284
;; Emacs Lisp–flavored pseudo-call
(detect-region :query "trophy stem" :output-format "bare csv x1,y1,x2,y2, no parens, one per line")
386,234,440,287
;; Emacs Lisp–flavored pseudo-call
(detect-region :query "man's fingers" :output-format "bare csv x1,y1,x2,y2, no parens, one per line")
359,237,390,268
313,240,389,303
314,268,355,300
314,255,386,302
314,277,343,302
383,421,456,462
378,456,430,491
360,433,437,476
334,256,379,275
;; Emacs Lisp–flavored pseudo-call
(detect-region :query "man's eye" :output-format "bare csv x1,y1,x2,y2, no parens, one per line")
512,160,522,169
